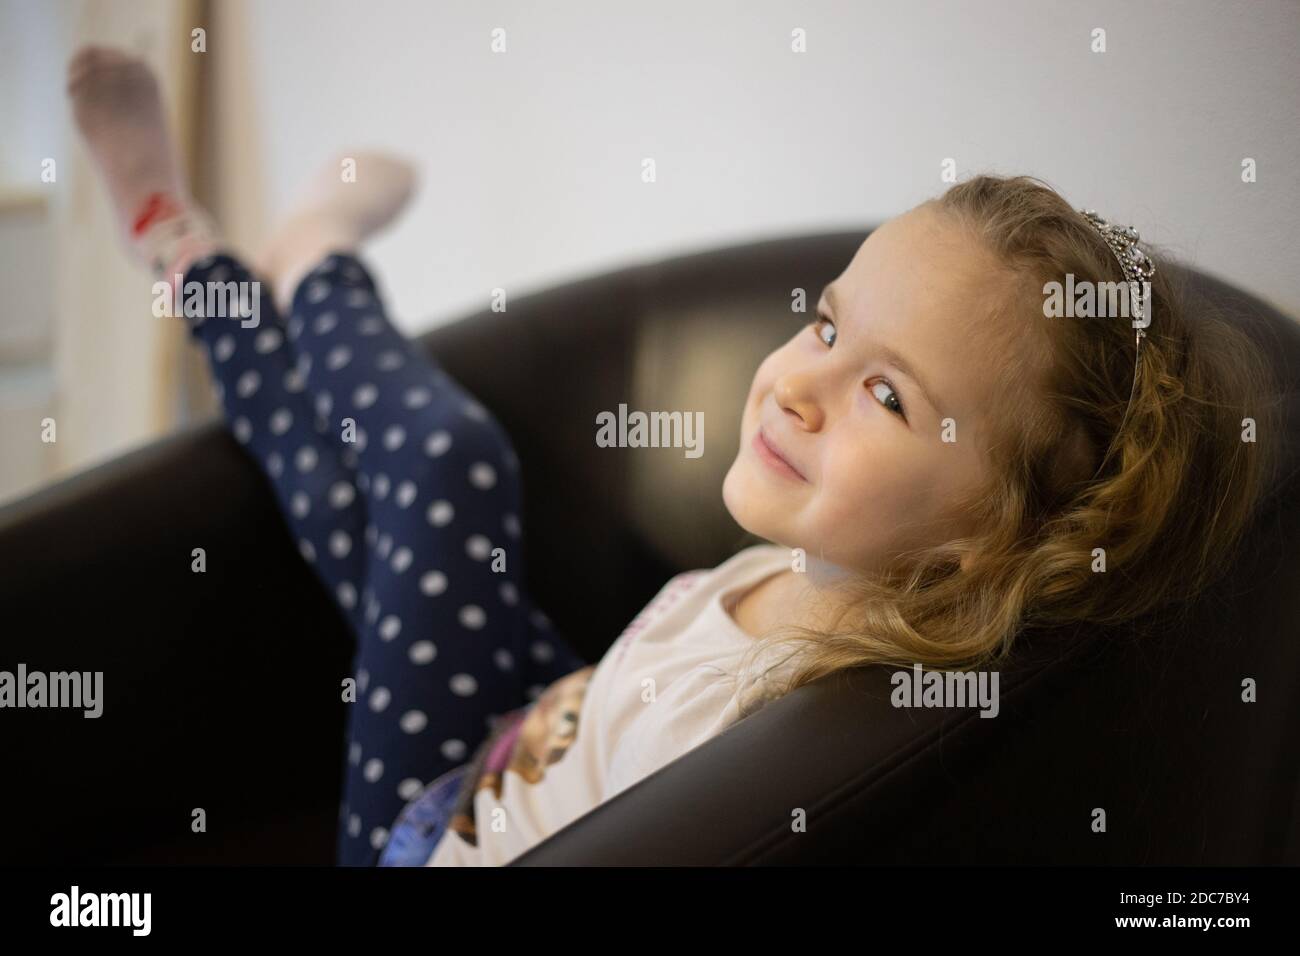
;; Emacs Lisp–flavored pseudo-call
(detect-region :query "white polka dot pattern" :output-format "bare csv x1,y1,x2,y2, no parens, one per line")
183,253,588,865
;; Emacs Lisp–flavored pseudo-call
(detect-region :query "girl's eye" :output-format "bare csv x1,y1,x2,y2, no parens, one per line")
812,314,836,347
869,380,905,419
809,315,907,421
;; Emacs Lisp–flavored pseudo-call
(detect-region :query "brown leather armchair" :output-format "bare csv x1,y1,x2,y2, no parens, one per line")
1,230,1297,864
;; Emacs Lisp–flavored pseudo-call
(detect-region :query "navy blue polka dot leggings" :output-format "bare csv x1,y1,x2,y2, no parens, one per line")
179,249,587,866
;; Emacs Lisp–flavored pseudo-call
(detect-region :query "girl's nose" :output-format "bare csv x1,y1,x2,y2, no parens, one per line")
774,372,824,432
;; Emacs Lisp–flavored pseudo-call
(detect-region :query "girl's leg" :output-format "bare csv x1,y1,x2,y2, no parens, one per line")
180,254,371,636
276,252,586,865
185,247,587,865
254,160,591,864
69,43,588,865
253,152,592,697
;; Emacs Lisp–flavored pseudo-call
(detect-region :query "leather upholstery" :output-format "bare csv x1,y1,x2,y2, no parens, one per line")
1,230,1296,864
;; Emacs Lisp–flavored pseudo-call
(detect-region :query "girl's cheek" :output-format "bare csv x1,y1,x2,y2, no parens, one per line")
756,346,796,386
749,360,778,398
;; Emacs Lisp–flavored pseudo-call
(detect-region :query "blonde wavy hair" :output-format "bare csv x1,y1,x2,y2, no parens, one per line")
735,173,1283,700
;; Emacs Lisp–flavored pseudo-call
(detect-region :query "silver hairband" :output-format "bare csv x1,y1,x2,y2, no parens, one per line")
1078,208,1156,480
1079,209,1156,325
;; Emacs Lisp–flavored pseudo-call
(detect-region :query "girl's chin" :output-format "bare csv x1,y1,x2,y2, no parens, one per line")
721,485,789,546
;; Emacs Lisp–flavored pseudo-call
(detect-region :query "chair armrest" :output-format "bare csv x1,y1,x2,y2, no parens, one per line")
0,422,353,863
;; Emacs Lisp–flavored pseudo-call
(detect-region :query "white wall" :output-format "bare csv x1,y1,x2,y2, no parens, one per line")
0,0,205,509
1,0,1296,507
0,0,67,506
224,0,1300,332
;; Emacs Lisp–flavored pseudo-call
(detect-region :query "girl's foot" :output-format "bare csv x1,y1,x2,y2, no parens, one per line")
256,152,417,313
67,45,218,277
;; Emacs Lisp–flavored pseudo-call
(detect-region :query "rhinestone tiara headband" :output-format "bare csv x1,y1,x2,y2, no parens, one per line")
1079,209,1156,324
1077,208,1156,480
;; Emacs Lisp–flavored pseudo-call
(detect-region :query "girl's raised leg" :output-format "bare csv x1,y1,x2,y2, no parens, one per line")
272,250,587,865
70,43,589,866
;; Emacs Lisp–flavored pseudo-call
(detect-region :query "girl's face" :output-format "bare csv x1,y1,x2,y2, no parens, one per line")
723,203,1037,578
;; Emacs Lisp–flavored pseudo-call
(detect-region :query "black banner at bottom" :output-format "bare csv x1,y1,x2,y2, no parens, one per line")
2,865,1294,941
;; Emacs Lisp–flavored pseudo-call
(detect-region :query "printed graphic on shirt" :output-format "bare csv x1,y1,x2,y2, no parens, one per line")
445,663,596,847
608,570,706,668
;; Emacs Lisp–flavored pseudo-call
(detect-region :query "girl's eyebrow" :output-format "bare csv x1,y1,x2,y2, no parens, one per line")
820,283,948,419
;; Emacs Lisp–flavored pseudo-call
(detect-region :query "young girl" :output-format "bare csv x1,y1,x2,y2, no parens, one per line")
69,46,1279,868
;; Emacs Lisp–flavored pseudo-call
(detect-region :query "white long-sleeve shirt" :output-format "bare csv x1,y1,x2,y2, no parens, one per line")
425,542,798,866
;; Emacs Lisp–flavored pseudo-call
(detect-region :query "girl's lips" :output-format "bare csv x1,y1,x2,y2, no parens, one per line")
754,427,807,482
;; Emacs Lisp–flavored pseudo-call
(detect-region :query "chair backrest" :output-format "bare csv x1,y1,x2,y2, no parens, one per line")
417,231,867,664
418,230,1300,864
